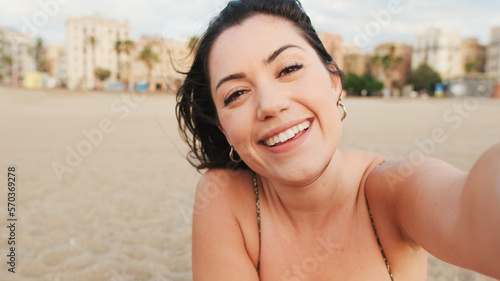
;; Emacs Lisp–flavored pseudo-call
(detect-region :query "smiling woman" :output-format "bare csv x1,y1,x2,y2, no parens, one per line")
175,0,500,281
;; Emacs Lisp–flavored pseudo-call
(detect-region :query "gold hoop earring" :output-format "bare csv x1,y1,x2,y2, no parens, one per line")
229,146,241,163
338,102,347,121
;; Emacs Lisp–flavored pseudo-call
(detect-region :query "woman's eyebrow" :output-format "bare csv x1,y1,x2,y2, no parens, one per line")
265,44,303,65
215,44,302,92
215,72,246,92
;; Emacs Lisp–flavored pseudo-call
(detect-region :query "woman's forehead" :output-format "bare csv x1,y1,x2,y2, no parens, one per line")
214,14,302,48
208,14,309,70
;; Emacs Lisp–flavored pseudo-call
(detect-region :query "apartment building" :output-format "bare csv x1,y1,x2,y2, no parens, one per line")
486,27,500,79
462,38,486,73
412,28,463,80
45,44,67,87
342,43,370,76
66,15,131,90
131,35,191,92
318,31,344,70
0,26,35,86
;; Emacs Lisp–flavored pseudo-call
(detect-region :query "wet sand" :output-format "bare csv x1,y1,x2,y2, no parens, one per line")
0,87,498,281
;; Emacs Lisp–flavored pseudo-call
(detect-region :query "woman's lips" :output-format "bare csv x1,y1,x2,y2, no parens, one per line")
261,120,311,147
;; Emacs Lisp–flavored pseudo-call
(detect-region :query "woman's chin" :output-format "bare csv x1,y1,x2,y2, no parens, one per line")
265,159,332,187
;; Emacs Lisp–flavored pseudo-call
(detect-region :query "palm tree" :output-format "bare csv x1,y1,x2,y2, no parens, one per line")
87,36,98,89
34,37,45,72
1,55,13,85
371,45,403,95
122,40,135,90
465,61,480,73
114,40,122,81
94,68,111,90
138,45,159,91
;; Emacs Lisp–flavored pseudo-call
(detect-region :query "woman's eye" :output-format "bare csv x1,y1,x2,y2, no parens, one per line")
224,90,246,106
279,63,303,77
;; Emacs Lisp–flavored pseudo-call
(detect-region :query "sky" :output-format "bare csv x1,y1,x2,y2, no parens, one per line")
1,0,499,53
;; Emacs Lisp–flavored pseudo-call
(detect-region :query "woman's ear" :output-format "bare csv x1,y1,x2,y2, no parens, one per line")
327,64,343,99
218,123,231,145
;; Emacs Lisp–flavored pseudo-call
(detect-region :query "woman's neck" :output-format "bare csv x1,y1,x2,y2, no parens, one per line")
260,149,358,235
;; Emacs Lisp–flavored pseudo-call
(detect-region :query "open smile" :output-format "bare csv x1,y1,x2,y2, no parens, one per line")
262,120,311,147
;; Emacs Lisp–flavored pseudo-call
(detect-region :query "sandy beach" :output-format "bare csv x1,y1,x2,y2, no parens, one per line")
0,86,499,281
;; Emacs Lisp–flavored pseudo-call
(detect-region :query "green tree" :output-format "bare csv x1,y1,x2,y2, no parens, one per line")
407,64,442,94
138,45,159,91
34,37,49,72
465,60,480,73
87,36,97,65
114,40,123,81
122,40,135,90
343,72,384,96
371,45,403,94
2,55,13,71
87,36,98,89
1,55,13,84
94,68,111,89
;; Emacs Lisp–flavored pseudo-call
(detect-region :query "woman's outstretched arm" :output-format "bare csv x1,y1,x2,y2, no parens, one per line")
373,143,500,279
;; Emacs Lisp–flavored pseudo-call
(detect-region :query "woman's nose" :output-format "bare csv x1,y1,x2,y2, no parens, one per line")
256,83,290,121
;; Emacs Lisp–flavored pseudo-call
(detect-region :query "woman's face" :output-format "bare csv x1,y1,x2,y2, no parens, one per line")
209,14,343,184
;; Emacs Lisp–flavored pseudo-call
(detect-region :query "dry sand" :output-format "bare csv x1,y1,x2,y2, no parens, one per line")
0,87,498,281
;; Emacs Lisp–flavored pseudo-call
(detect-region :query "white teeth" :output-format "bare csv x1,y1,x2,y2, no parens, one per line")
278,133,287,143
264,120,311,147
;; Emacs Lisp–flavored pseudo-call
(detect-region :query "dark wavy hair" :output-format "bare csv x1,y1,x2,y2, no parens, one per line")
176,0,343,171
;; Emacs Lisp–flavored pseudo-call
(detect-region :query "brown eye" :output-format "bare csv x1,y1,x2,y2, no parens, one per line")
224,90,246,106
279,63,303,77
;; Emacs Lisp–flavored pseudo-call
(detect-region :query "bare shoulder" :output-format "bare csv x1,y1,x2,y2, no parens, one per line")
367,156,465,192
192,168,260,280
365,156,465,211
194,168,257,218
366,156,467,245
341,149,387,176
339,149,388,196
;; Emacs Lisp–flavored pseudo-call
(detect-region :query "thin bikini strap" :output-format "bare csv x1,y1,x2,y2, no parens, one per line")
365,190,395,281
252,169,393,279
252,172,261,274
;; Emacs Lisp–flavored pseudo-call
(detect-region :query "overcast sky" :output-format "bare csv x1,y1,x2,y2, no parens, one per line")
1,0,499,52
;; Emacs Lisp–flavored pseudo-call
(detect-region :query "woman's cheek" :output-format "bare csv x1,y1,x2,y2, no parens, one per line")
220,113,246,146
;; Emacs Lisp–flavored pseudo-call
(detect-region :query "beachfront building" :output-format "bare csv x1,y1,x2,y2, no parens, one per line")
462,38,486,74
342,43,370,76
486,27,500,79
130,35,191,92
412,28,464,80
0,26,35,87
66,15,131,90
372,42,412,92
318,31,344,70
45,45,68,87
